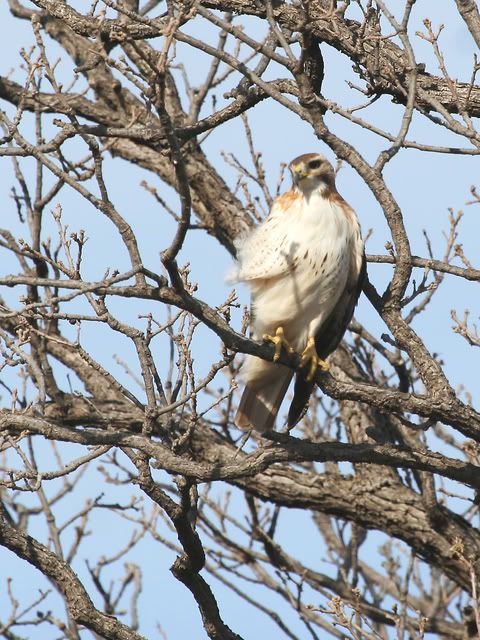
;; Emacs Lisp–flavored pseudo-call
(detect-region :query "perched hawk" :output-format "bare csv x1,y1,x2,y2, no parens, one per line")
229,153,365,432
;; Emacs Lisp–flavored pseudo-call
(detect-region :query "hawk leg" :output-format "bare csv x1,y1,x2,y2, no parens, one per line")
300,336,330,381
263,327,294,362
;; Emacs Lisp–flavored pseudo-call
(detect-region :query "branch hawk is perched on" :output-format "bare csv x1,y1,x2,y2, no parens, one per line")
229,153,365,432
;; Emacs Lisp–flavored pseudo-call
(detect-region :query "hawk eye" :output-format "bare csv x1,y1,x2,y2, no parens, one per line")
308,159,322,170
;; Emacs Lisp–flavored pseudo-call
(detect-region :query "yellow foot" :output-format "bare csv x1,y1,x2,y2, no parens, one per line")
263,326,294,362
300,336,329,381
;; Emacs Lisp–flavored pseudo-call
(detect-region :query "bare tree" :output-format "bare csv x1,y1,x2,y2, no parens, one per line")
1,1,480,639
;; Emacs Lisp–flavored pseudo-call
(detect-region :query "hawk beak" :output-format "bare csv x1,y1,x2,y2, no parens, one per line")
292,164,308,184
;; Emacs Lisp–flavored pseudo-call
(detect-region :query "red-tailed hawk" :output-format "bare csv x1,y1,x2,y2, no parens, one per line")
228,153,365,432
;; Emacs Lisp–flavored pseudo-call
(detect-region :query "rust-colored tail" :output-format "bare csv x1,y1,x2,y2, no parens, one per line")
235,361,292,432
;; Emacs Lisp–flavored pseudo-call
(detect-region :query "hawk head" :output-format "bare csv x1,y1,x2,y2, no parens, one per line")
289,153,335,194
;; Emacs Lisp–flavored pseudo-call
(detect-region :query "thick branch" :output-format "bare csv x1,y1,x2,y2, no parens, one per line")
3,404,479,597
455,0,480,49
0,504,144,640
202,0,480,117
1,406,479,492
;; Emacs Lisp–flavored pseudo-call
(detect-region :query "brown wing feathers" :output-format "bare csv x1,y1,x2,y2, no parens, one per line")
287,252,366,428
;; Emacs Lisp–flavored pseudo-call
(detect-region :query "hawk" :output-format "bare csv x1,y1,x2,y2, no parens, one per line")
228,153,365,432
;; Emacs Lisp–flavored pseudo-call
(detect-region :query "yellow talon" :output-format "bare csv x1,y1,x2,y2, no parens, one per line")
263,326,294,362
300,336,329,381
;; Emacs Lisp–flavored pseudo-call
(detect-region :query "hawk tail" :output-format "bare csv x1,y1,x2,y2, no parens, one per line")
235,360,292,432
